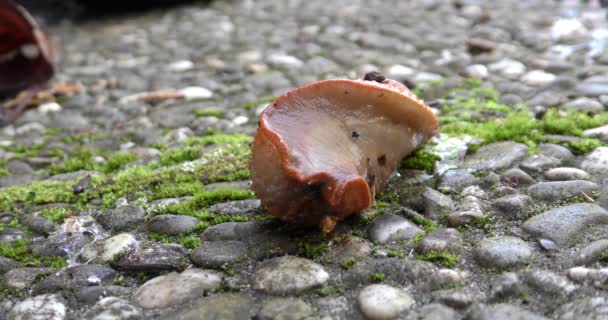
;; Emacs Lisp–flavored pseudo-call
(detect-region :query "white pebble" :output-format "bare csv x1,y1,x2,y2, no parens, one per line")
167,60,194,72
521,70,556,86
358,284,414,320
38,102,62,114
232,116,249,125
179,86,213,100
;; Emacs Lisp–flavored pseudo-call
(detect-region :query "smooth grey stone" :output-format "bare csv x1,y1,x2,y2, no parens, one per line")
202,180,251,190
447,196,485,227
74,285,132,305
0,256,22,274
80,233,138,263
522,269,577,296
555,297,608,320
527,180,599,202
468,303,549,320
146,214,199,236
32,264,116,295
583,125,608,143
358,284,414,320
252,256,328,294
538,143,575,164
492,194,532,220
474,236,533,269
544,167,591,181
431,286,485,310
208,199,261,215
368,214,423,244
343,259,437,289
562,97,604,113
3,267,55,290
580,147,608,177
416,228,463,254
133,269,221,309
466,142,529,171
82,297,142,320
190,240,248,268
539,239,558,251
6,160,33,175
7,293,66,320
423,188,454,219
519,155,560,175
172,293,255,320
501,168,535,187
326,236,372,265
574,239,608,266
488,272,521,300
96,205,145,231
405,303,461,320
122,243,188,266
522,203,608,246
438,169,479,193
20,214,55,235
0,228,29,243
257,298,314,320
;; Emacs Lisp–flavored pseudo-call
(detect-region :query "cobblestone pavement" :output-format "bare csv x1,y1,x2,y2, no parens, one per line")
1,0,608,319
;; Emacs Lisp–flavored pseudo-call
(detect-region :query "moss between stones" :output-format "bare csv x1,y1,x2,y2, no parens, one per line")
192,109,224,118
0,239,67,269
371,272,385,283
235,96,277,111
400,149,441,174
415,250,459,268
148,233,202,249
438,82,608,155
39,207,71,224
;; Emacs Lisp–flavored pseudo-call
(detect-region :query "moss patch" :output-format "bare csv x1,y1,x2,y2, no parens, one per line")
415,250,459,268
0,239,67,268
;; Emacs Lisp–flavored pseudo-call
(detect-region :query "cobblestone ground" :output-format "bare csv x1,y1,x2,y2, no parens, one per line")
2,0,608,319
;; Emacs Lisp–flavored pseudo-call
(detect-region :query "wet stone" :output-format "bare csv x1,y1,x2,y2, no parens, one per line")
519,155,560,175
0,256,22,274
423,188,454,219
492,194,532,220
32,264,116,295
368,214,423,244
252,256,329,294
123,243,188,266
326,236,372,265
447,196,485,227
7,294,66,320
523,269,577,296
3,267,55,290
96,205,145,231
133,268,221,309
468,303,549,320
80,233,138,263
488,272,521,300
527,180,599,202
544,167,591,181
574,239,608,266
583,125,608,143
522,203,608,246
20,214,55,235
0,228,29,243
343,259,437,289
580,147,608,177
416,228,463,254
430,269,467,290
172,293,255,320
555,297,608,320
438,169,478,193
431,286,485,310
562,97,604,113
207,199,261,215
82,297,142,320
404,303,460,320
190,240,248,268
146,214,199,236
474,236,533,269
257,298,314,320
358,284,414,320
74,285,132,305
465,142,529,171
501,168,535,187
538,143,575,164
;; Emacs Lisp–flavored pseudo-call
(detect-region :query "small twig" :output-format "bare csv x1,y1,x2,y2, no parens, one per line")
581,191,595,203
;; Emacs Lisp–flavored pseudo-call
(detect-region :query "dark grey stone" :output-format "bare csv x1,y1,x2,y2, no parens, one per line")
74,285,132,305
96,205,145,231
466,142,529,171
474,236,533,269
172,294,255,320
190,240,248,268
32,264,116,294
416,228,463,254
574,239,608,266
207,199,261,215
527,181,599,202
492,194,532,220
468,303,549,320
146,214,199,236
368,214,423,244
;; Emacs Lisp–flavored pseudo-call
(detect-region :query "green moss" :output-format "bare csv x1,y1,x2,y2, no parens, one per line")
400,149,440,174
149,233,202,249
49,149,137,175
300,237,329,259
159,189,255,216
415,250,458,268
39,207,70,224
313,286,343,297
192,109,224,118
0,180,78,212
386,250,404,258
0,240,67,268
0,160,9,177
371,272,385,283
160,147,200,166
341,258,361,270
411,215,438,233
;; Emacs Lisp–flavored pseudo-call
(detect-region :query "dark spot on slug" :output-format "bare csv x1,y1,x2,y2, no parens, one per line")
344,90,349,94
378,92,384,98
367,173,376,186
352,130,360,138
377,154,387,166
363,71,386,83
305,182,325,200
